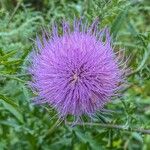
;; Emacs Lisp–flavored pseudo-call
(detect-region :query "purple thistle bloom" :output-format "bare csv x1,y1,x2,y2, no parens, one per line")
29,19,125,119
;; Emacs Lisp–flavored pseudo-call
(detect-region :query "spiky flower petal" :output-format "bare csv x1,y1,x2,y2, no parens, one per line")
29,19,125,118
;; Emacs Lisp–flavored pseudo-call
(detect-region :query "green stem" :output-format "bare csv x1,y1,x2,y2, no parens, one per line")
66,122,150,134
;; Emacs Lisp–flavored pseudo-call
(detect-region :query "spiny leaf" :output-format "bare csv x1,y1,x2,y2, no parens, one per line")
0,73,26,83
0,50,18,61
1,59,22,65
111,6,129,39
0,94,24,123
0,93,18,107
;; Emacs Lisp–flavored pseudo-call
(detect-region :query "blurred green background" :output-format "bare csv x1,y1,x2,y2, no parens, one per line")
0,0,150,149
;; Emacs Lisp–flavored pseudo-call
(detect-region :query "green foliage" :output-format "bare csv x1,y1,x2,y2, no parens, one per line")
0,0,150,149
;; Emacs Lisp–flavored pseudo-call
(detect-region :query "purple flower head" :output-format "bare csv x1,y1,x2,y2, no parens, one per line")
29,19,126,119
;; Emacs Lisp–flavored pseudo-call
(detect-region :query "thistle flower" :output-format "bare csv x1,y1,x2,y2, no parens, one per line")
29,19,125,119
